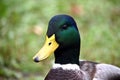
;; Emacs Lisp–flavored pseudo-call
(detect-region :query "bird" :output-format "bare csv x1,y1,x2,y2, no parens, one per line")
33,14,120,80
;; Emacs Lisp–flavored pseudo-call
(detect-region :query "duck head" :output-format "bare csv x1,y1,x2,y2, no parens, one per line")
33,15,80,65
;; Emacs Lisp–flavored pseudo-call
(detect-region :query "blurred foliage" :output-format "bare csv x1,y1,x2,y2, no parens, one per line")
0,0,120,79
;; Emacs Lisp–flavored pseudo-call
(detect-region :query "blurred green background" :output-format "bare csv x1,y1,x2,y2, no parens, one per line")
0,0,120,80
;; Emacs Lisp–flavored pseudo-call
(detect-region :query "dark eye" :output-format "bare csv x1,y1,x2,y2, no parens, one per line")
62,24,68,29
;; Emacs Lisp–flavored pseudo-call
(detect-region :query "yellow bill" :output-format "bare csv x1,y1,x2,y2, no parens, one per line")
33,34,59,62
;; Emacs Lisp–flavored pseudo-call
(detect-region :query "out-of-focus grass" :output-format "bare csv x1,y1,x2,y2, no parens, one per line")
0,0,120,79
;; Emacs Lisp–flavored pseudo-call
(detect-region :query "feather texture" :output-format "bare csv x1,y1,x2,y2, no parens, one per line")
45,61,120,80
93,64,120,80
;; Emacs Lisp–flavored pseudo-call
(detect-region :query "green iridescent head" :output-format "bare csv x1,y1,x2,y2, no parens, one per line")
33,15,81,65
47,15,80,49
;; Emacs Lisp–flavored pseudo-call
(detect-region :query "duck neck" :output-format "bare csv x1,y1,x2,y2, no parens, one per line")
54,47,80,65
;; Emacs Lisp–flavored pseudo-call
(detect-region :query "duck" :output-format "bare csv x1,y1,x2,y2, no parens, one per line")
33,14,120,80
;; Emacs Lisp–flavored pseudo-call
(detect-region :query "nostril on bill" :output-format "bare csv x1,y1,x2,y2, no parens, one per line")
34,57,40,62
49,42,52,46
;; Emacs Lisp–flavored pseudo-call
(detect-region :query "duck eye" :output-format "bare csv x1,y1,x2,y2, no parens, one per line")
62,24,68,29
